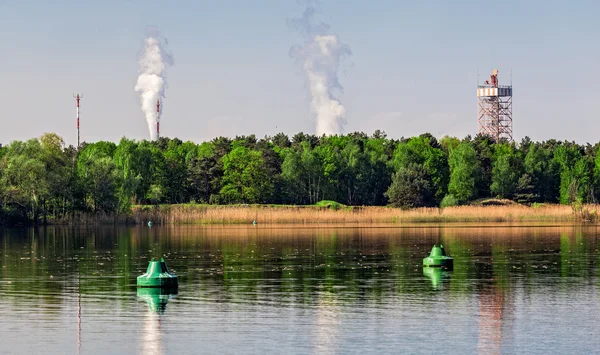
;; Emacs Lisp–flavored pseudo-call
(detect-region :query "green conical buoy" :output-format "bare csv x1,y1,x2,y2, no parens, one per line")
423,245,453,270
137,258,178,288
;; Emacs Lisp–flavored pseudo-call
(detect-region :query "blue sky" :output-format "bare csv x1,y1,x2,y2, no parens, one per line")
1,0,599,145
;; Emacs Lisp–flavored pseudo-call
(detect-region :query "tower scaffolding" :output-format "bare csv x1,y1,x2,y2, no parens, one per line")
477,69,513,142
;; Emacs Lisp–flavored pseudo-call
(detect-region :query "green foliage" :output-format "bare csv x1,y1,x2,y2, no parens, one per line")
490,143,521,199
220,146,273,203
146,184,164,205
1,139,48,222
440,194,459,208
515,173,535,204
113,138,142,212
187,152,217,203
524,142,560,202
473,134,495,197
390,134,448,202
439,136,460,154
553,144,594,204
385,164,434,208
2,131,600,226
448,140,479,202
77,144,121,213
315,200,346,210
280,141,324,204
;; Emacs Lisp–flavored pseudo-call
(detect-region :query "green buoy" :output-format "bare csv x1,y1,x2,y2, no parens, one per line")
137,258,178,288
423,245,453,270
147,221,153,227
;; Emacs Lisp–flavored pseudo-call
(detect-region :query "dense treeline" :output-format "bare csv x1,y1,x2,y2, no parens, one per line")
1,131,600,225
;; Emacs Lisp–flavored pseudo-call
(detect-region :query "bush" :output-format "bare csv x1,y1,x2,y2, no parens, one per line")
440,194,459,208
315,200,345,211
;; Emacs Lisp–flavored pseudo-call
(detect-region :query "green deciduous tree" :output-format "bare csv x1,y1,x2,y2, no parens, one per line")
553,144,592,204
385,164,433,208
490,143,521,199
473,134,495,198
113,138,143,211
390,133,448,204
448,140,479,202
281,141,324,204
77,142,120,213
220,146,273,203
187,142,218,203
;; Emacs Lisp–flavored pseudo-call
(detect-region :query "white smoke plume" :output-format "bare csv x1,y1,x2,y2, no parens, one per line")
289,3,351,136
135,27,173,140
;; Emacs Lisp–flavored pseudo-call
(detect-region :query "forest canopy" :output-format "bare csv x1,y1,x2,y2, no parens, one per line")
1,131,598,225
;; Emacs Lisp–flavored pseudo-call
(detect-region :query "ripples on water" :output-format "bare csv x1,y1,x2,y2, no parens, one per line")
0,224,599,354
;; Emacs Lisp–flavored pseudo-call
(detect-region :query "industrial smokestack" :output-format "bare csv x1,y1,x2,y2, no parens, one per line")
134,27,173,141
156,99,160,139
289,3,351,136
73,93,83,147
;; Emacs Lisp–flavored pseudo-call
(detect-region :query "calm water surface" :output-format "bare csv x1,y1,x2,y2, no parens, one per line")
1,224,600,354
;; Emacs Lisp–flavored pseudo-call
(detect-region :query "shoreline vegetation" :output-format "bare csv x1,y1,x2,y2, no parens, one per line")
62,201,599,225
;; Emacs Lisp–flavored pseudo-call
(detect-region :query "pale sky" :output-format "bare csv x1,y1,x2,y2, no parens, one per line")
1,0,599,146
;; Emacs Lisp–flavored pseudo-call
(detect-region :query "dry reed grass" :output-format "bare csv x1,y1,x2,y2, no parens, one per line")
55,211,134,225
130,203,598,225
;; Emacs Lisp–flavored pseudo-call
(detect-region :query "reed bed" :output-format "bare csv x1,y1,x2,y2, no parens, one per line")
131,203,598,225
54,211,134,225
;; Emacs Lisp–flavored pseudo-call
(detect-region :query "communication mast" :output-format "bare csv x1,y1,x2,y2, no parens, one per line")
477,69,513,142
73,94,83,147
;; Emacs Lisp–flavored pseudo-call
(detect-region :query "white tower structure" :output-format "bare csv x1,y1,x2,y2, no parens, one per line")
477,69,513,142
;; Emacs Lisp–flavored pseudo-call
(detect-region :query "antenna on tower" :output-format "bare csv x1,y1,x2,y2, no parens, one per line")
73,93,83,148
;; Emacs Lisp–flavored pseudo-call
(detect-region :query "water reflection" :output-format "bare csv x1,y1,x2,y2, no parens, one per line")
142,311,163,355
77,275,82,355
313,296,341,355
423,267,451,290
137,288,178,314
1,224,599,303
0,224,599,354
477,286,512,355
137,288,177,355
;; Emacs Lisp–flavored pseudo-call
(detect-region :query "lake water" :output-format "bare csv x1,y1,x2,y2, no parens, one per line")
1,224,599,354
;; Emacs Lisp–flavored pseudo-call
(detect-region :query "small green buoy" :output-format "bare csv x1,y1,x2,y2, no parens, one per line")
423,245,453,270
147,221,153,227
252,220,257,225
137,258,178,288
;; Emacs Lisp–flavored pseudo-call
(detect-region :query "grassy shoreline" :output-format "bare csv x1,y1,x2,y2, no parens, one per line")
128,203,598,225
